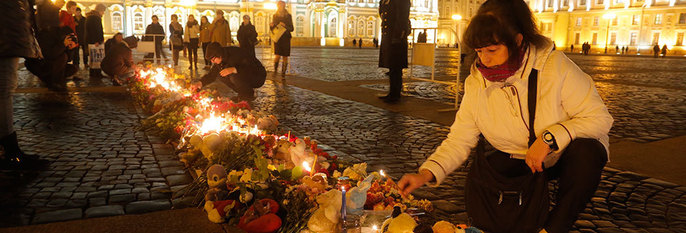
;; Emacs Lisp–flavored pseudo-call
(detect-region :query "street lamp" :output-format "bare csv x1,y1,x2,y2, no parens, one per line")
603,13,616,54
451,14,462,48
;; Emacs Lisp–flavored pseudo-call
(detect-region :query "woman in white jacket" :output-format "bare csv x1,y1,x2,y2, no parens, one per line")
398,0,613,232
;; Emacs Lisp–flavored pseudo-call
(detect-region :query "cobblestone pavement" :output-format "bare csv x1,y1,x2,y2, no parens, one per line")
252,81,685,232
0,68,193,227
269,47,686,143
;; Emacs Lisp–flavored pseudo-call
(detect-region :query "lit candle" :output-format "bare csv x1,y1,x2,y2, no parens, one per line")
341,186,347,221
372,225,378,233
310,154,318,176
379,169,385,179
303,161,311,175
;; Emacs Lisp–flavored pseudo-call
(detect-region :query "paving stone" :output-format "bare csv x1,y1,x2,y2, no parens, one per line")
108,194,136,204
84,205,125,218
166,174,193,186
87,191,108,198
575,220,596,229
641,178,679,188
89,197,107,207
160,167,185,176
125,200,171,214
32,208,82,224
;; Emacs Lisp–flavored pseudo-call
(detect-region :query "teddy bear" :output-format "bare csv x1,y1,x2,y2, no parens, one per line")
204,164,240,223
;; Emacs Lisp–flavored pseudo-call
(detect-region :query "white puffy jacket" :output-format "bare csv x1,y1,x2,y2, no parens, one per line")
419,39,613,186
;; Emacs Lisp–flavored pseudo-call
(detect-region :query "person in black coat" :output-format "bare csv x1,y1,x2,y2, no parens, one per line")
85,4,106,77
270,1,294,76
198,42,266,101
102,36,138,85
0,0,48,169
74,7,87,68
378,0,410,103
144,15,167,63
237,15,258,57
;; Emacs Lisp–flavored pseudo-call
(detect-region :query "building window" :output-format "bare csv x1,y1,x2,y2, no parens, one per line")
358,19,365,36
255,15,265,34
652,32,660,45
579,0,586,6
592,32,597,45
612,17,618,26
679,13,686,24
563,0,569,6
296,16,304,37
366,19,374,37
630,32,637,45
676,32,684,46
574,32,580,44
548,0,554,8
655,14,662,25
328,17,337,37
576,17,582,26
610,32,616,45
112,12,123,32
632,15,640,25
348,17,355,36
134,13,144,32
593,16,599,26
597,0,603,4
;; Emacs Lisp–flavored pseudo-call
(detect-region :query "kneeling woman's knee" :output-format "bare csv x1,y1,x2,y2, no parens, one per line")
565,138,607,167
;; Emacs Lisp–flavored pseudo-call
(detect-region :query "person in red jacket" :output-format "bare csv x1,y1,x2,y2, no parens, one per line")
58,1,77,33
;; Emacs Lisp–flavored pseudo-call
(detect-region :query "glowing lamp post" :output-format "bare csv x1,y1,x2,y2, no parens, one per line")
451,14,463,49
603,13,616,54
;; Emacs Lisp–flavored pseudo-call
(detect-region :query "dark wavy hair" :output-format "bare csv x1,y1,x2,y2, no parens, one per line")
463,0,547,63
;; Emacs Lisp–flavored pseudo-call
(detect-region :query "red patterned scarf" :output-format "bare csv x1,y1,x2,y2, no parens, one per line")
476,47,527,82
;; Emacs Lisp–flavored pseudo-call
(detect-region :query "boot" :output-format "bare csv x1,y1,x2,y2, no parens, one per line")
281,62,288,77
273,61,279,74
0,132,48,170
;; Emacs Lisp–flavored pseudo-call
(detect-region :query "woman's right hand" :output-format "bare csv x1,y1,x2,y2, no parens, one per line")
397,169,434,196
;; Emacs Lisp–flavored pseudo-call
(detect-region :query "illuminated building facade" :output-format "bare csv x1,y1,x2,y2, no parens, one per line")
436,0,483,47
530,0,686,54
73,0,438,46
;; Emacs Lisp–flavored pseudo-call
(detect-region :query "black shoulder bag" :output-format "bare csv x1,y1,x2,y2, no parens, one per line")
465,69,549,233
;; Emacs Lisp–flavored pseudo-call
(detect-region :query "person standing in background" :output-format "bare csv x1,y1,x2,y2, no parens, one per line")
73,7,87,69
270,1,294,77
184,14,200,71
85,3,106,77
169,14,184,66
237,15,258,58
377,0,410,103
199,16,212,69
144,15,166,64
210,10,232,47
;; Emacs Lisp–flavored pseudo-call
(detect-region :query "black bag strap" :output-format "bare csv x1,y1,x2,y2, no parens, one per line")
527,69,538,146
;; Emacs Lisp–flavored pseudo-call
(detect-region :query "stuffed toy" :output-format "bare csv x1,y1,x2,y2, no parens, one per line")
204,164,237,223
302,174,328,192
256,115,279,132
273,139,294,167
346,174,375,214
307,189,343,233
289,138,314,168
238,199,282,233
380,206,417,233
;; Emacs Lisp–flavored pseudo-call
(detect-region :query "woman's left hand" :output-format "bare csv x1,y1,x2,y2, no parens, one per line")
525,137,552,173
220,67,237,77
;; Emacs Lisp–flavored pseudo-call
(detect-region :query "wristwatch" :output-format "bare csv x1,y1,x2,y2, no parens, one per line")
542,131,559,151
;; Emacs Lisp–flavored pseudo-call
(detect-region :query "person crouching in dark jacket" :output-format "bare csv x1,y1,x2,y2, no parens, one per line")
102,36,138,86
197,42,266,101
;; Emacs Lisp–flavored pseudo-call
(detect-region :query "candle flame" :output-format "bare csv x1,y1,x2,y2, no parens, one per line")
341,185,345,192
372,225,378,230
303,161,311,172
379,169,385,177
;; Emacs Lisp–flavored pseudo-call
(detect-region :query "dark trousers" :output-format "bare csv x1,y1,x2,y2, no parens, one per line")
388,68,403,98
485,138,607,233
171,47,182,66
220,75,254,100
201,42,210,66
